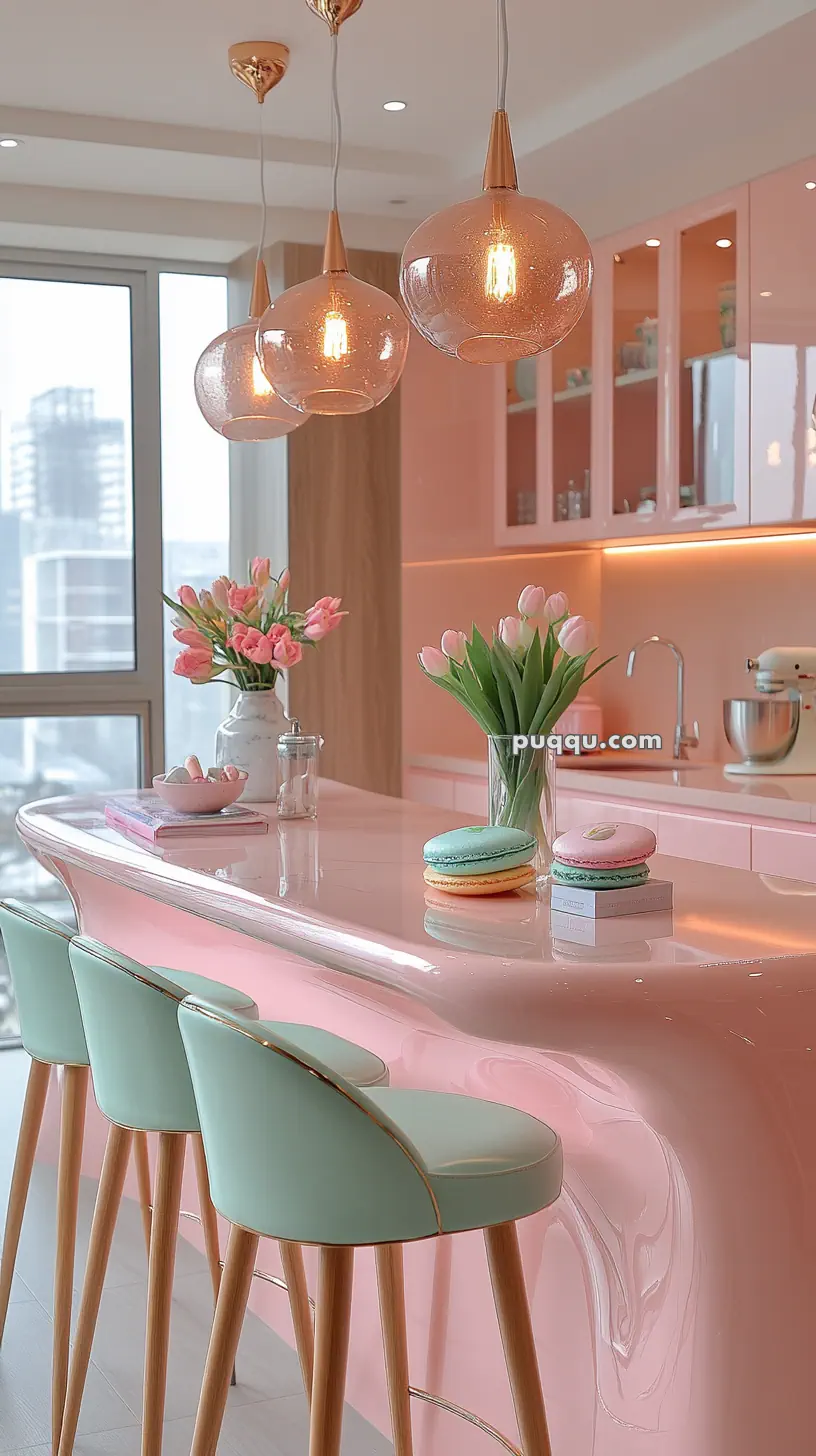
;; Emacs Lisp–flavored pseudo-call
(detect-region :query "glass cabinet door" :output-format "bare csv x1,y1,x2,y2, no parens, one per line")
612,242,659,518
677,211,739,513
551,301,592,522
505,359,538,529
750,162,816,524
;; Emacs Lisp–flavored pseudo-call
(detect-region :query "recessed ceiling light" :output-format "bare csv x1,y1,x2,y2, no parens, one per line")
0,138,20,149
760,290,772,298
716,238,733,248
389,198,407,206
806,181,816,190
645,238,660,247
383,100,406,112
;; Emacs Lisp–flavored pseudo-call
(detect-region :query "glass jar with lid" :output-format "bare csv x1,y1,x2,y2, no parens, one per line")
276,721,320,819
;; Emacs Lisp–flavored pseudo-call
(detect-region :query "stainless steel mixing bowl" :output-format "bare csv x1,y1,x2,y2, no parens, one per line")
723,697,800,764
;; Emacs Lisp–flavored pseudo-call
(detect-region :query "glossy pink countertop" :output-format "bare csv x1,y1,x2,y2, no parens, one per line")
17,783,816,1456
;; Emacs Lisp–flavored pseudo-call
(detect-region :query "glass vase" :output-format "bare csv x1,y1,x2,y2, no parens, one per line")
487,735,556,884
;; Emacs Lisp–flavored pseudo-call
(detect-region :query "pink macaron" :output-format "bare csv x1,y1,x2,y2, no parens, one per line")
552,821,657,870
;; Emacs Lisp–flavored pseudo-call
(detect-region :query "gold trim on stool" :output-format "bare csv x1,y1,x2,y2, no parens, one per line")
182,1000,443,1233
408,1388,522,1456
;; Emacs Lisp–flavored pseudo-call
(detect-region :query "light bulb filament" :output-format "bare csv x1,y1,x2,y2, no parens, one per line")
485,242,517,303
252,354,274,397
323,310,348,360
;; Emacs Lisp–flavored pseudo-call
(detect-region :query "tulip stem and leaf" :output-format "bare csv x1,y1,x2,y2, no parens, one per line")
163,558,346,693
418,589,614,868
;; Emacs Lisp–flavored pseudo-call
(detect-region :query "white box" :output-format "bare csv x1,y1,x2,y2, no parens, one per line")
549,877,673,919
550,908,674,945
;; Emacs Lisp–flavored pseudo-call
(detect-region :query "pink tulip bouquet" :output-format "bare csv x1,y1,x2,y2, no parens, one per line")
419,586,611,872
164,558,346,692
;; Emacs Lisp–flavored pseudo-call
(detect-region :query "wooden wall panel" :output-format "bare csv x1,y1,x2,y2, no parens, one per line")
282,242,402,797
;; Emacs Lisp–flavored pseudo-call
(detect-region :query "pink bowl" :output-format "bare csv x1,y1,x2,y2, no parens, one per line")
152,773,247,814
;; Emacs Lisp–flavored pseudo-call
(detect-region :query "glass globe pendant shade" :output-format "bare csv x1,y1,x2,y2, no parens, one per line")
194,262,307,441
257,211,410,415
400,112,593,364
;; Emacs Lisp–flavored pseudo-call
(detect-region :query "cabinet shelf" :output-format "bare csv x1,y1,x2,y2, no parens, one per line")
553,383,593,403
614,367,658,388
507,398,536,414
683,347,736,367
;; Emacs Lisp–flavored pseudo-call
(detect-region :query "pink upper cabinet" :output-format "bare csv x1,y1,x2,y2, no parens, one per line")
750,157,816,524
665,190,750,531
494,186,756,546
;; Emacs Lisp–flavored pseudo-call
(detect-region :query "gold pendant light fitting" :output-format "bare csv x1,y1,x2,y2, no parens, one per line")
192,35,306,442
322,210,349,273
305,0,363,35
482,109,518,190
228,41,290,101
248,259,272,320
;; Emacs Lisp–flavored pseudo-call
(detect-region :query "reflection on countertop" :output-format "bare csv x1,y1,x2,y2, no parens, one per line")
409,752,816,822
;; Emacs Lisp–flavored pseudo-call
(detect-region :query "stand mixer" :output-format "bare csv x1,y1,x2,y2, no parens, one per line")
724,646,816,775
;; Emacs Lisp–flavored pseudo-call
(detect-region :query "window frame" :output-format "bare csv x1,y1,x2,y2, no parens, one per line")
0,247,228,781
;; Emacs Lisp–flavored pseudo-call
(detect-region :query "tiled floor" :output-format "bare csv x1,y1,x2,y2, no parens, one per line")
0,1049,393,1456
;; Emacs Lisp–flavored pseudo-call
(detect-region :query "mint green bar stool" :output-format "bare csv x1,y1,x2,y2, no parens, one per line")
60,937,388,1456
179,997,564,1456
0,900,150,1455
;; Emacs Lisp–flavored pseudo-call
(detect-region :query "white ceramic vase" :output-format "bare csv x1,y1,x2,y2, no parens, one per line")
214,689,288,802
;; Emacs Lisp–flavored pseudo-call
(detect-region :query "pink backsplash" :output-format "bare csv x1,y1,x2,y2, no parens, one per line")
401,338,816,764
597,540,816,761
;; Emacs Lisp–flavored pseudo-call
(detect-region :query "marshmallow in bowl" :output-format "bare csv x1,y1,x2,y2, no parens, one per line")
163,762,241,785
164,765,192,784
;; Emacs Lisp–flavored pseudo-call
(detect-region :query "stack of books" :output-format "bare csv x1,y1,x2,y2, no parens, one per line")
105,793,268,844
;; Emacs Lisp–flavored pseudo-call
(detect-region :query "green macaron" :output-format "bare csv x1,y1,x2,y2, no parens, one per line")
551,861,650,890
423,824,538,877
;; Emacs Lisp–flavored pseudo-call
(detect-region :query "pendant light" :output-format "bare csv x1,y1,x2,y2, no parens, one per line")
256,0,410,416
194,43,307,441
399,0,593,364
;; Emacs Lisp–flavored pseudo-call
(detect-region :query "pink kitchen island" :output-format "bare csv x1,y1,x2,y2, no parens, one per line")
16,782,816,1456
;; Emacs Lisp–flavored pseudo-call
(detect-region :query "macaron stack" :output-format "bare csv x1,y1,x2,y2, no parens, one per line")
551,821,657,890
423,825,537,897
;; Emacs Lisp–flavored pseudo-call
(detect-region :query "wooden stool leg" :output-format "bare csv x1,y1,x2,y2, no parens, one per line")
133,1131,152,1261
191,1133,237,1387
57,1123,133,1456
375,1243,413,1456
280,1239,315,1401
192,1134,222,1307
142,1132,186,1456
484,1222,553,1456
52,1065,89,1454
190,1225,258,1456
0,1057,50,1344
309,1246,354,1456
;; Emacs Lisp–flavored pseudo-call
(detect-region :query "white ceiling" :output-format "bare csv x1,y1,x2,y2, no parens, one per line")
1,0,815,261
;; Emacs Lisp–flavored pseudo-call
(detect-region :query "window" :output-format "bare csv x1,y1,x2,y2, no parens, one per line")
0,256,230,1046
0,277,135,673
159,273,230,770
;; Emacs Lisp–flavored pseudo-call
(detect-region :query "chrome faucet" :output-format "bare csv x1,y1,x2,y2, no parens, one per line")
626,635,700,760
